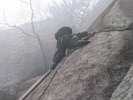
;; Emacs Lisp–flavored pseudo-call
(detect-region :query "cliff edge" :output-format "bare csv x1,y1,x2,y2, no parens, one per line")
23,0,133,100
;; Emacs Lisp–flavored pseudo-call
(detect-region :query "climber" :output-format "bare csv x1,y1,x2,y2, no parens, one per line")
50,26,95,70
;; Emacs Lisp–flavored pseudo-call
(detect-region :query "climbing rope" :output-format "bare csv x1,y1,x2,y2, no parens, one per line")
38,57,67,100
19,70,52,100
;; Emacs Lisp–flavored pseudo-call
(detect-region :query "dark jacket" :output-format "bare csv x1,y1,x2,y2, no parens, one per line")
53,31,88,64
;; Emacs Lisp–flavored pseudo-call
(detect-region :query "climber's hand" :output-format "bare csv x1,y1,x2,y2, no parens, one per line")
87,31,96,36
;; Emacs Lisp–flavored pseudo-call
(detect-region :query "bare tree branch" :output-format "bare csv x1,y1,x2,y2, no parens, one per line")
2,0,48,75
19,0,30,4
2,11,37,38
30,0,47,74
13,25,37,38
30,0,38,36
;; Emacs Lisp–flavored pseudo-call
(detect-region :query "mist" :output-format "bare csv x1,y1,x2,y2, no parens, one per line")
0,0,113,99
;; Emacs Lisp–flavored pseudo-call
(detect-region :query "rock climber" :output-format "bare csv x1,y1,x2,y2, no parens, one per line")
50,26,95,70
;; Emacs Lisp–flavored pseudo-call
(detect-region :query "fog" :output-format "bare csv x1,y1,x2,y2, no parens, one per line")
0,0,113,99
0,0,112,29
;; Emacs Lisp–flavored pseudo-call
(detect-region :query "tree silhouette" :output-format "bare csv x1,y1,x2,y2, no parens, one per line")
1,0,49,75
48,0,94,31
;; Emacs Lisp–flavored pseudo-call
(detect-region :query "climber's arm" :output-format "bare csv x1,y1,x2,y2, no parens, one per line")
76,31,88,39
51,45,66,70
76,31,95,39
53,48,66,64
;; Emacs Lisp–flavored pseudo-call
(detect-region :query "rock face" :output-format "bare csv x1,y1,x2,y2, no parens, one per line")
109,2,133,99
23,0,133,100
110,64,133,100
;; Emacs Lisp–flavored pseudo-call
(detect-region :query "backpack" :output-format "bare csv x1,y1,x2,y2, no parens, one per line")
55,27,72,40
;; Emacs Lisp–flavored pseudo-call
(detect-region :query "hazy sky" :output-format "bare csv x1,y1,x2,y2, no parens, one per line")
0,0,100,28
0,0,62,27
